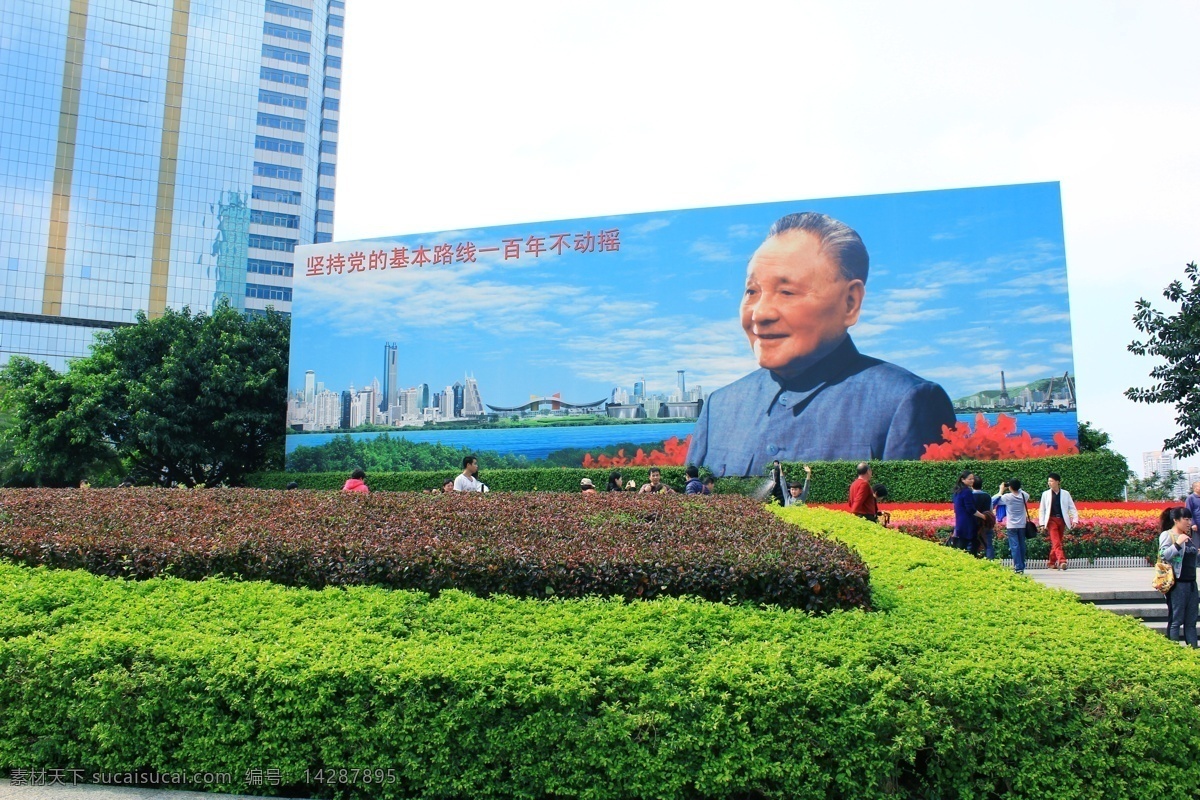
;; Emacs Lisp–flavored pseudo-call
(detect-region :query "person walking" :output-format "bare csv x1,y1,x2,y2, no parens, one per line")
1160,507,1199,646
1038,472,1078,570
848,463,878,522
453,456,485,492
996,479,1031,573
951,470,986,551
971,476,996,558
1185,481,1200,534
768,459,789,505
342,468,369,494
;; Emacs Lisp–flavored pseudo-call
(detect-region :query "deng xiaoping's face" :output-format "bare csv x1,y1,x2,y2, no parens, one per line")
740,231,864,376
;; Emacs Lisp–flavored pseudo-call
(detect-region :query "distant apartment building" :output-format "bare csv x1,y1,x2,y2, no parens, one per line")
0,0,344,369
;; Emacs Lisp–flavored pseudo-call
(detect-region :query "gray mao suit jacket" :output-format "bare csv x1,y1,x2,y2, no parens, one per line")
687,336,956,476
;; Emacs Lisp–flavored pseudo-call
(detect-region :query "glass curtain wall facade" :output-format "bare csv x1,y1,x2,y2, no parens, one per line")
0,0,342,370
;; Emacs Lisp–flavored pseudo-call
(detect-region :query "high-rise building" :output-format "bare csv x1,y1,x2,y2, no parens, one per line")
416,382,430,410
452,381,464,418
303,369,315,405
381,342,398,413
0,0,345,370
633,379,645,401
676,370,686,401
1144,450,1175,480
461,376,484,418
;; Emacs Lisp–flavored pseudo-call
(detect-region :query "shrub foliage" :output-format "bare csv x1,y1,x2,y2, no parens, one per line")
0,507,1198,798
0,489,870,613
253,450,1129,501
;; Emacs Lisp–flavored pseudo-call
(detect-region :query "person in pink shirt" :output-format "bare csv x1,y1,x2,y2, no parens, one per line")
342,468,369,494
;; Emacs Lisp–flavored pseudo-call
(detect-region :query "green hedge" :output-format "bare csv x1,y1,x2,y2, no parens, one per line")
249,451,1129,501
2,504,1197,798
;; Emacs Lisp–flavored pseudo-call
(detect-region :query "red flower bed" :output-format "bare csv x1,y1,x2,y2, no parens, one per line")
0,488,870,613
921,413,1078,460
582,435,691,468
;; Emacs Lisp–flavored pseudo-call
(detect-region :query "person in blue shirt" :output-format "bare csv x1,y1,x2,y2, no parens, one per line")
1185,482,1200,534
951,470,987,550
687,212,956,477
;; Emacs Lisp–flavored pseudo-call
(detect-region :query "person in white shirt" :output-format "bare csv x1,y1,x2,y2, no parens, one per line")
453,455,485,492
1038,472,1079,570
996,478,1032,574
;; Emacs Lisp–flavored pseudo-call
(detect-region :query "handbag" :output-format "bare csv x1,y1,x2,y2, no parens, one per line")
1154,559,1176,594
1025,520,1039,538
1154,533,1180,594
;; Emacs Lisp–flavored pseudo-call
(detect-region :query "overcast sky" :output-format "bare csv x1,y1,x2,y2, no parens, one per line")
330,1,1200,472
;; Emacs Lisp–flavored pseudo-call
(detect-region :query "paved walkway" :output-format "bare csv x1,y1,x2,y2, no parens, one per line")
1024,565,1155,598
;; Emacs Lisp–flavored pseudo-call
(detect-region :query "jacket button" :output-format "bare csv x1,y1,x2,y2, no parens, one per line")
767,444,779,455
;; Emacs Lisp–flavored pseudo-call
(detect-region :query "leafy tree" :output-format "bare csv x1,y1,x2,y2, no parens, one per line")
1127,469,1187,501
1128,261,1200,456
1076,421,1114,454
0,358,121,486
0,302,289,487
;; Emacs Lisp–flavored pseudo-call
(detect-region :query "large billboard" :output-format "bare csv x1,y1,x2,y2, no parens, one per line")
286,182,1077,476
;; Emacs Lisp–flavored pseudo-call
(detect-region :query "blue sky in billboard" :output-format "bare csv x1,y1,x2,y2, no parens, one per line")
291,182,1070,411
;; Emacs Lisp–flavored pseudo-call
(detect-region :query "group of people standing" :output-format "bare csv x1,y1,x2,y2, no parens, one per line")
952,471,1079,573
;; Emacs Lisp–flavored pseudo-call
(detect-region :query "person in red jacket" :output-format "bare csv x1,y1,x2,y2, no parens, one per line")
848,462,878,522
342,468,369,494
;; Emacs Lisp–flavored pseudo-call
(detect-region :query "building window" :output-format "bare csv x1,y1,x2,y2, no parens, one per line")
318,162,336,176
260,66,309,88
315,232,333,243
316,209,334,224
246,307,291,319
326,55,342,69
255,135,305,156
324,76,341,91
263,44,310,66
265,0,312,22
248,258,294,277
321,118,338,132
253,186,302,205
264,22,311,44
257,112,305,133
259,89,307,110
248,234,298,253
317,187,335,201
329,14,344,28
330,0,345,8
323,98,340,112
254,162,303,181
319,139,337,154
251,209,300,228
246,283,294,302
327,34,343,49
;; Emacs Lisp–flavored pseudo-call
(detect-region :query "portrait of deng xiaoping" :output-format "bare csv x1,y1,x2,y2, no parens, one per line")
286,183,1076,478
688,211,956,475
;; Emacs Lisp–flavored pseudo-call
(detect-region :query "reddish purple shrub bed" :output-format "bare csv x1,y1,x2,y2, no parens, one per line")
0,488,870,612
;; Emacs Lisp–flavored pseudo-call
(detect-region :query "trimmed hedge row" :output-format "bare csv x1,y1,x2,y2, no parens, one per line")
0,489,870,613
249,450,1129,501
1,507,1197,798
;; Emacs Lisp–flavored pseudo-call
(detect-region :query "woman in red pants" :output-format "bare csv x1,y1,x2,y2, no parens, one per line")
1037,472,1079,570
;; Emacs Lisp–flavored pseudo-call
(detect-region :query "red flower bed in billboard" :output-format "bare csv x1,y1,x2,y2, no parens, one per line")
582,435,691,468
921,413,1077,461
0,488,869,612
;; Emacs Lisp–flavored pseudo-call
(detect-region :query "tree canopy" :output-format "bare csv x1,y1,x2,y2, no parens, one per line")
0,303,289,487
1075,421,1114,454
1127,261,1200,458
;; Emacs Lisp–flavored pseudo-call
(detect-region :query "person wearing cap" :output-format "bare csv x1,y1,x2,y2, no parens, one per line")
580,478,597,495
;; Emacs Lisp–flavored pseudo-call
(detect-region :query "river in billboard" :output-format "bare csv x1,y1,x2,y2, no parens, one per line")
286,183,1077,477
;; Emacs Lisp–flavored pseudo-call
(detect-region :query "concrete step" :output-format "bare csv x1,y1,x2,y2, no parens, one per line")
1076,590,1163,603
1095,603,1169,620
